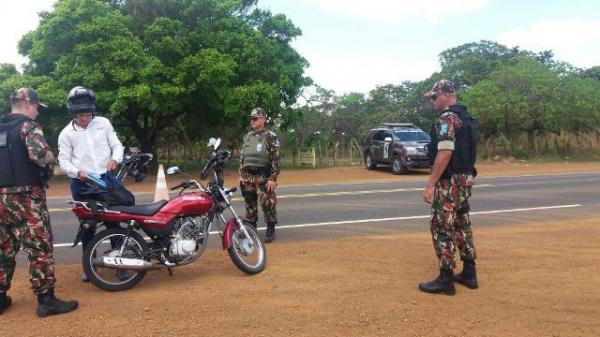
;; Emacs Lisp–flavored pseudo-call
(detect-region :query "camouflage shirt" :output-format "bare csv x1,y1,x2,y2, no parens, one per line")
240,128,280,182
0,120,52,194
435,111,462,152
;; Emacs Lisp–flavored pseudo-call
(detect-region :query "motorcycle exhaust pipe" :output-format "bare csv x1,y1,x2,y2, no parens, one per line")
94,256,158,270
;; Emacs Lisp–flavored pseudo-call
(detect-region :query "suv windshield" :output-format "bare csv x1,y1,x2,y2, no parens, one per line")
394,131,430,142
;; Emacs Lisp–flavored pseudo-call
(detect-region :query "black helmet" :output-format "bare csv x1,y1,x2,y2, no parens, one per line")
67,86,96,116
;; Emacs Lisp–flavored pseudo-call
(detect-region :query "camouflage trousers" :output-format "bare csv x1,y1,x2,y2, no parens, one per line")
240,172,277,225
430,174,477,271
0,188,56,295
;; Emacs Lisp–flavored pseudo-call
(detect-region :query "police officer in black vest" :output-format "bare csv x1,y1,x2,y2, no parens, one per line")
0,88,78,317
420,80,479,295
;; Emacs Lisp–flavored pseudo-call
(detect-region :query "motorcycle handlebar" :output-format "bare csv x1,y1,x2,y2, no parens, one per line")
199,158,212,180
169,182,184,191
170,180,197,191
200,149,231,180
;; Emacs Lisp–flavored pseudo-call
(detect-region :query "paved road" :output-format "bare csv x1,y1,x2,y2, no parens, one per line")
32,172,600,264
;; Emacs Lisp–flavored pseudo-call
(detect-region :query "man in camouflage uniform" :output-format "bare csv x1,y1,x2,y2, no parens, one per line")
419,80,479,295
0,88,78,317
239,107,280,243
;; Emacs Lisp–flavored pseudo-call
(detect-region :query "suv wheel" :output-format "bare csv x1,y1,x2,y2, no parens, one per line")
391,156,408,175
365,152,376,170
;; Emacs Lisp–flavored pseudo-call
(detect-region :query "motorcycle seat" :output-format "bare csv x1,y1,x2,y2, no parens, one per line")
109,200,168,215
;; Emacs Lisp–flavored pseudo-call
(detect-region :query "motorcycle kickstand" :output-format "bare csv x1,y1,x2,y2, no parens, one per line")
168,268,174,276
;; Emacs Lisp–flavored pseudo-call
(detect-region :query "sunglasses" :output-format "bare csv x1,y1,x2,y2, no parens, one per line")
250,117,261,121
430,93,438,102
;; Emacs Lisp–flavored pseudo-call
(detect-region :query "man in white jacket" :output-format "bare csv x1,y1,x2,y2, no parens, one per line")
58,86,126,282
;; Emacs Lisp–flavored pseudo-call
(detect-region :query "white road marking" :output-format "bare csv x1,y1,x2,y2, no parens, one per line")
263,204,582,230
274,184,493,199
45,171,600,200
48,184,495,212
51,204,581,248
278,171,600,188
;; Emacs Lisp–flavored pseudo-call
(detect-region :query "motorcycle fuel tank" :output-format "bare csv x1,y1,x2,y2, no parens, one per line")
160,192,214,215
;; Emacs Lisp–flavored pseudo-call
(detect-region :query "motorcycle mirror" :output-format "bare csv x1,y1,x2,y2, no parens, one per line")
207,137,216,148
166,166,180,175
207,137,221,150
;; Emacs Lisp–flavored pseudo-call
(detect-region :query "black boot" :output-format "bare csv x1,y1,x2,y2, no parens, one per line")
265,223,276,243
37,291,78,318
0,293,12,315
418,269,456,295
454,260,478,289
248,221,258,230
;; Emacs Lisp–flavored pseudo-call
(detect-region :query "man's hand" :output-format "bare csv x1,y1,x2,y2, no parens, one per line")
423,149,452,204
107,159,118,172
77,170,88,181
44,151,55,165
422,185,435,204
267,180,277,192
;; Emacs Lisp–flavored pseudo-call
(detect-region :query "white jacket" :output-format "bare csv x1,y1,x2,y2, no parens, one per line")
58,116,124,179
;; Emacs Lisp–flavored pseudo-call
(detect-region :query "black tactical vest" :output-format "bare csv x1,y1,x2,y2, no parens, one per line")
0,114,43,188
428,105,478,179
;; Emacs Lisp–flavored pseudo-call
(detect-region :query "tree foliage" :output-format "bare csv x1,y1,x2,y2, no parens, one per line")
3,0,308,153
291,40,600,160
1,8,599,162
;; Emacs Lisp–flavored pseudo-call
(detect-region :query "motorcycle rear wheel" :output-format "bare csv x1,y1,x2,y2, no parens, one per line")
83,227,148,291
227,221,267,274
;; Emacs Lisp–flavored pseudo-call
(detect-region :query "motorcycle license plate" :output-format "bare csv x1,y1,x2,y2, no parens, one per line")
103,257,145,267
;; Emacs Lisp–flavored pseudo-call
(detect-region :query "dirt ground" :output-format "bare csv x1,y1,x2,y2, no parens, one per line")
2,162,599,336
2,218,599,337
46,161,600,197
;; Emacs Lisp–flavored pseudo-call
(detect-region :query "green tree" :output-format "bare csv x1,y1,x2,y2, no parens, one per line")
555,74,600,132
438,40,520,88
15,0,308,153
582,65,600,82
463,56,560,154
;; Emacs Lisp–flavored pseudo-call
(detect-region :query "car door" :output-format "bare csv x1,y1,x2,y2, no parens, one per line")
371,130,385,162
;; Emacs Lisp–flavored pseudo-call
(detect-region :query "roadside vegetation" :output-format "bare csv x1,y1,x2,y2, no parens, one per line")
1,1,599,167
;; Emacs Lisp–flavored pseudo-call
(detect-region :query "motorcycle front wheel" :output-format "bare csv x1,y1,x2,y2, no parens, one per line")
227,221,267,274
82,227,149,291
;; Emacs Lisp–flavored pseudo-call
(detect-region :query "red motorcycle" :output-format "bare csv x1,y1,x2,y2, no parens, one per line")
69,138,266,291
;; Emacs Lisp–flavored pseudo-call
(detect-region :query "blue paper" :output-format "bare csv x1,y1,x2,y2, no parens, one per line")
87,174,107,189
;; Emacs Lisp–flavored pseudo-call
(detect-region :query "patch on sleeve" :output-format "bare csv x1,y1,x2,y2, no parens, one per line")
439,123,448,136
0,131,7,147
437,140,455,151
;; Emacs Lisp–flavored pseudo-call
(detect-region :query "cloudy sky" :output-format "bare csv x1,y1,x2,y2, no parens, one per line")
1,0,599,94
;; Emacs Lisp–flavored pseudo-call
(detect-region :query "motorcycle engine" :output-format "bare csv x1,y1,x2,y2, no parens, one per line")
169,216,208,258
